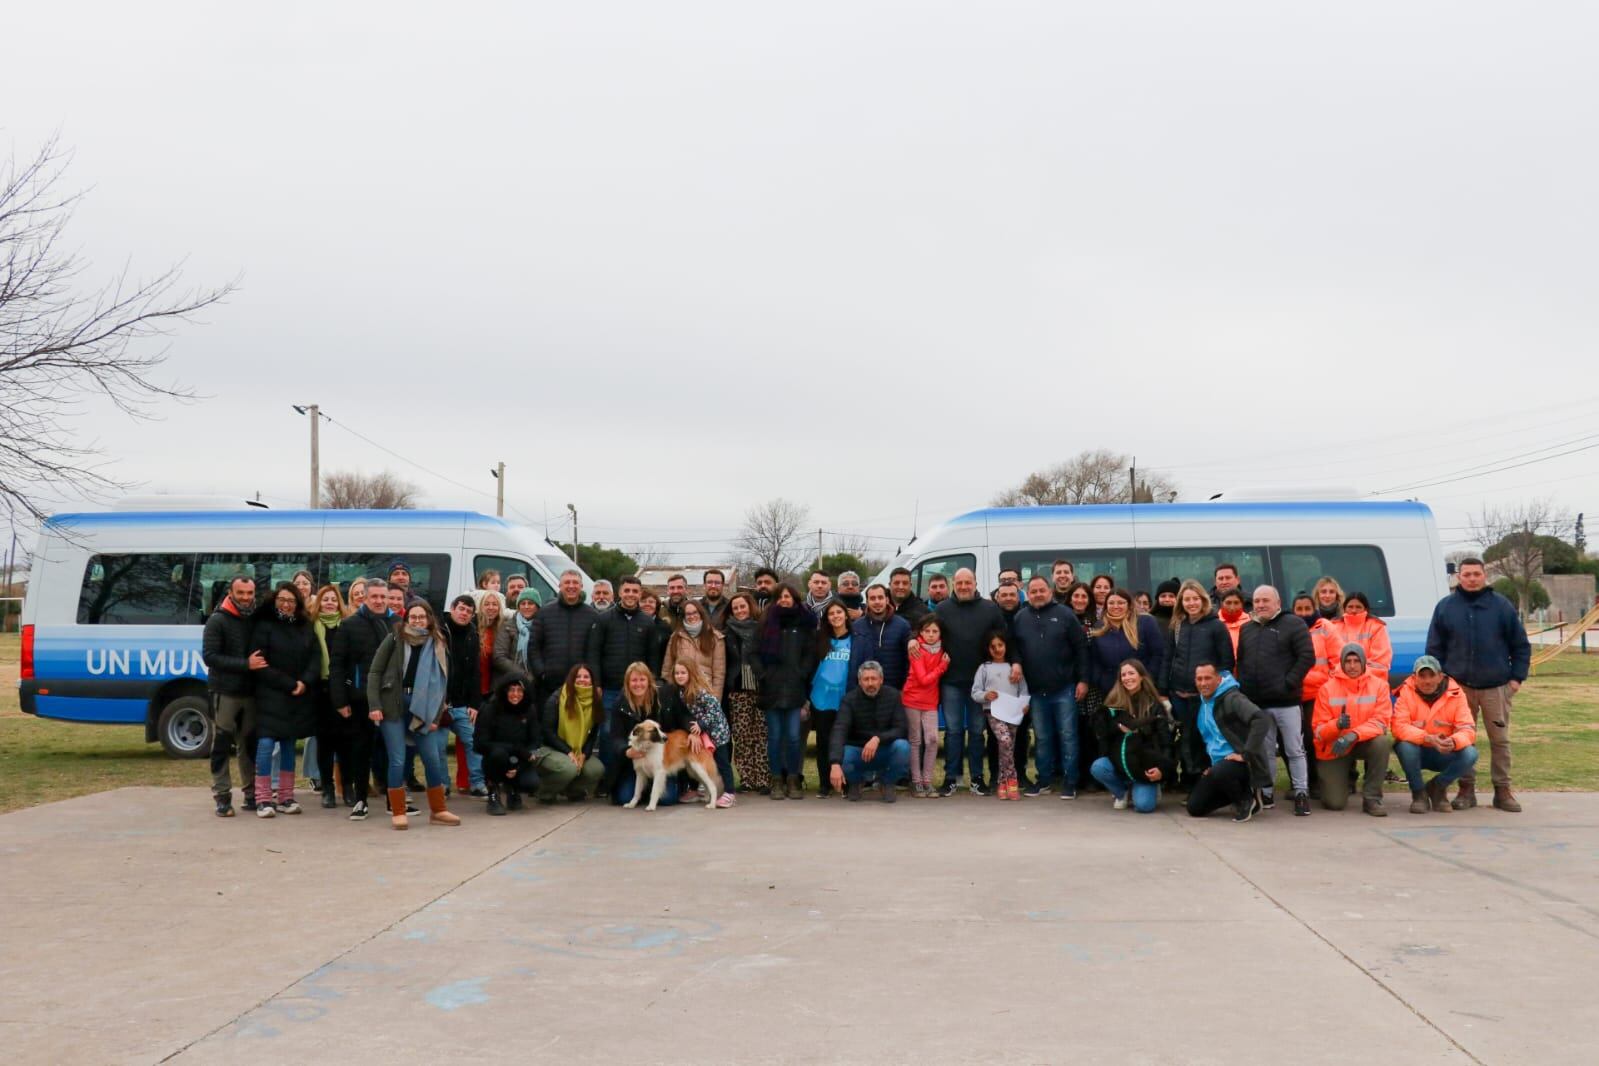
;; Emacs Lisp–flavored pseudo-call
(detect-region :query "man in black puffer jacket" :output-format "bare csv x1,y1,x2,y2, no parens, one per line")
931,569,1009,795
828,663,910,803
202,576,259,816
586,576,661,704
529,570,599,702
1235,585,1314,813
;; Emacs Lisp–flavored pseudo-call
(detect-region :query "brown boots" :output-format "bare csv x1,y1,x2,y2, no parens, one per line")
427,786,460,826
1451,779,1478,810
388,787,409,830
1492,785,1522,813
1425,778,1451,813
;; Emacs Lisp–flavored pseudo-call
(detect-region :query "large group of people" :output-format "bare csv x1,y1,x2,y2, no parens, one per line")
201,554,1532,827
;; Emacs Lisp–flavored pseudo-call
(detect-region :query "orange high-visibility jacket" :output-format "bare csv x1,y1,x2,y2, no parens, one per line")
1390,676,1476,749
1329,613,1392,685
1311,669,1392,760
1300,617,1343,703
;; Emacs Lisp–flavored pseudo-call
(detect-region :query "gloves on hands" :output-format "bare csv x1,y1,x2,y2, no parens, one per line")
1331,731,1358,757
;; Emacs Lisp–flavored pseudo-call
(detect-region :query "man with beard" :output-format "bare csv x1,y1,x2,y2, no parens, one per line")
660,574,690,625
804,571,834,616
751,568,779,610
698,568,731,630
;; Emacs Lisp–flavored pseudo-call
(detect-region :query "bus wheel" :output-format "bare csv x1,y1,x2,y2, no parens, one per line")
157,696,213,759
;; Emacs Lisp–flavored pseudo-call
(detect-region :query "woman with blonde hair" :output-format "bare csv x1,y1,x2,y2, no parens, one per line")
1083,589,1167,791
1090,659,1175,812
1312,576,1345,623
310,583,356,807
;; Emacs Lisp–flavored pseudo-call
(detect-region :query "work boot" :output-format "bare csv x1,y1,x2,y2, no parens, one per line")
1409,791,1429,815
880,781,897,803
1362,797,1388,818
1452,779,1478,810
427,786,460,826
1493,786,1522,813
506,786,524,811
770,778,787,800
847,781,862,802
1425,778,1451,813
788,774,804,800
388,787,409,830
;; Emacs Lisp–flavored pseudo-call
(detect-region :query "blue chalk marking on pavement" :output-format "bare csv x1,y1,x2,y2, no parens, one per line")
425,977,489,1011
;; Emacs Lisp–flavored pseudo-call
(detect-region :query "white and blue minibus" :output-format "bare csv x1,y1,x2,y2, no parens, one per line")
872,499,1448,679
17,499,586,758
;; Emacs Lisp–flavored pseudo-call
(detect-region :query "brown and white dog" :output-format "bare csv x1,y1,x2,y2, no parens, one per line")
624,720,721,811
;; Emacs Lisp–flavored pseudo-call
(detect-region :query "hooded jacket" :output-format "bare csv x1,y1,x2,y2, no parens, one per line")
1011,601,1089,695
1300,616,1343,703
248,607,322,739
847,610,911,691
901,640,948,711
1391,675,1476,750
893,593,930,630
1236,610,1314,707
1425,585,1531,689
1197,674,1272,790
1311,652,1393,760
1330,612,1393,685
1164,611,1234,695
202,596,256,697
473,682,539,763
443,616,483,709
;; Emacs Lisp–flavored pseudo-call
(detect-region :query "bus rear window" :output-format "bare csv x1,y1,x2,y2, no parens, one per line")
78,554,196,625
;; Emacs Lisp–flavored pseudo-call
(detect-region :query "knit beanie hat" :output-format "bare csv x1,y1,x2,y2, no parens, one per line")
1155,578,1182,599
1340,642,1367,668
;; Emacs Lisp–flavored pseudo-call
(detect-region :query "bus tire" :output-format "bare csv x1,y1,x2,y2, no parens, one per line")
157,696,214,760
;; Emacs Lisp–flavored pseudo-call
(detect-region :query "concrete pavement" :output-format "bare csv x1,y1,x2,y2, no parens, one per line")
1,786,1595,1065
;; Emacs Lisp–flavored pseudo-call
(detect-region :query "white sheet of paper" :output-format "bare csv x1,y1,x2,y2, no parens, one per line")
989,692,1026,725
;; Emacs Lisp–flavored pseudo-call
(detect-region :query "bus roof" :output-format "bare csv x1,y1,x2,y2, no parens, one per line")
44,508,523,531
941,500,1432,528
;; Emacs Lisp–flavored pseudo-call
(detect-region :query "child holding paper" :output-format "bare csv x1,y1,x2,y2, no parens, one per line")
972,631,1029,800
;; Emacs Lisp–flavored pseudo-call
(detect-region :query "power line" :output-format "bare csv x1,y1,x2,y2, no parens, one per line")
1370,436,1599,495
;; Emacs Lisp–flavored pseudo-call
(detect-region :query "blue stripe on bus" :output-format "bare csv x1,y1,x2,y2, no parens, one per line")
34,626,206,682
33,696,147,725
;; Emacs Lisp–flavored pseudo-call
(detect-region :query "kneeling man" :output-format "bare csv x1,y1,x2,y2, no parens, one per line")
829,661,911,803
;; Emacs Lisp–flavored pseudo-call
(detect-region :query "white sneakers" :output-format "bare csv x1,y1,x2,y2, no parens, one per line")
1113,795,1129,811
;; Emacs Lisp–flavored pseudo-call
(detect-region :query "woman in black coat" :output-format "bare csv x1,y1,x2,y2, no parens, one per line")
473,677,539,814
248,583,322,817
755,585,817,800
1163,580,1234,789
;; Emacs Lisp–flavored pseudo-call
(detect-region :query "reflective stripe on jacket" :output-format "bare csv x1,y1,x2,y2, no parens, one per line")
1311,669,1392,760
1390,676,1475,750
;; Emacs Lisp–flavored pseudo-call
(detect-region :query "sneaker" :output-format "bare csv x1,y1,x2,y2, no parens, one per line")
278,800,302,815
468,786,490,799
1293,792,1311,817
308,778,321,793
716,792,736,808
405,802,421,816
1059,789,1078,800
938,780,959,798
1022,782,1046,798
1259,790,1276,811
214,795,235,818
969,780,989,797
349,800,369,821
320,792,337,810
1113,793,1129,810
241,792,257,812
505,789,524,811
1232,797,1254,823
257,804,276,819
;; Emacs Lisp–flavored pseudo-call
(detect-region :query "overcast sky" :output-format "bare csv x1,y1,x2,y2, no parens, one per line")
6,1,1597,562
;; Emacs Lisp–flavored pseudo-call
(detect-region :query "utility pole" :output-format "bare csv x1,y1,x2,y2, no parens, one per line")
567,503,579,568
293,404,321,508
491,462,505,517
1129,456,1137,504
817,527,825,573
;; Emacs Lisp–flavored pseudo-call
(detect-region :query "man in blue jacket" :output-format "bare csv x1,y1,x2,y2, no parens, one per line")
847,585,910,691
1013,577,1089,798
1425,558,1532,812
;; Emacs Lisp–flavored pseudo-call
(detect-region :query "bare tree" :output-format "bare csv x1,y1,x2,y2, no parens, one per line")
321,469,420,509
734,497,811,577
0,136,235,520
629,544,668,571
1470,498,1572,615
992,449,1178,507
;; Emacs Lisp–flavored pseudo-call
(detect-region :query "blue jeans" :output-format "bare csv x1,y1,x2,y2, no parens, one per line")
1089,756,1160,813
842,739,911,784
1394,741,1478,792
1029,688,1079,788
255,736,295,776
597,690,622,773
380,718,447,790
446,707,484,788
940,684,987,784
614,770,679,807
765,707,803,777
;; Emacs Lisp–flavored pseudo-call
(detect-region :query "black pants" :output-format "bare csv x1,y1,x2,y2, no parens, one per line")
1169,694,1210,786
1186,759,1252,817
317,693,374,802
987,714,1033,785
810,710,837,793
483,749,535,791
1077,690,1105,790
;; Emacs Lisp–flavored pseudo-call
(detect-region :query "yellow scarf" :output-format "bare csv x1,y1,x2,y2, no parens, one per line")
558,685,595,751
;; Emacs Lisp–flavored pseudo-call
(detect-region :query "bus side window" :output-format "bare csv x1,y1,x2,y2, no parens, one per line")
78,554,195,625
910,553,976,598
1274,546,1394,616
